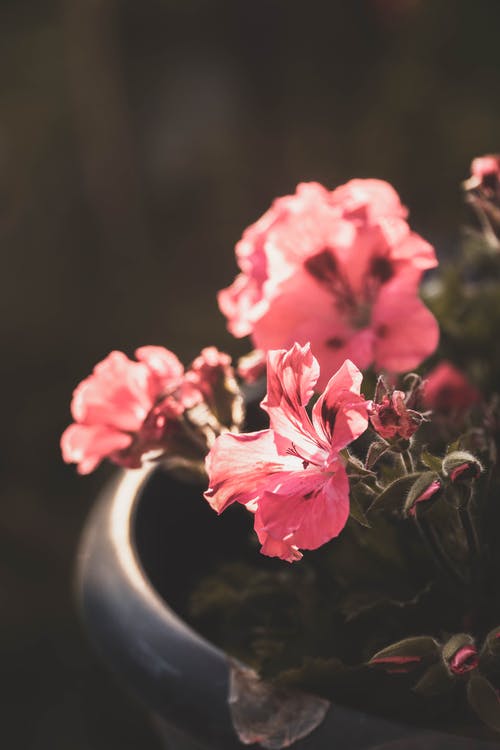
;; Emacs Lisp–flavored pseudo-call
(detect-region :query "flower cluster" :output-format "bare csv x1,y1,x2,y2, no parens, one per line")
61,345,242,474
219,179,439,388
63,167,500,739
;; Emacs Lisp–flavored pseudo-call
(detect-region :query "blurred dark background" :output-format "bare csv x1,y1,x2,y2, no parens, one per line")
3,0,500,746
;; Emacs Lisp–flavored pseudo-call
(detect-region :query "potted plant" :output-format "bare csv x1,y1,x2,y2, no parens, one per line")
66,163,500,748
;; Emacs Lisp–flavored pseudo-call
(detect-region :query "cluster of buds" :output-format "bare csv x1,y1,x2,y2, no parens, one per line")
369,628,500,734
357,371,483,522
404,450,483,519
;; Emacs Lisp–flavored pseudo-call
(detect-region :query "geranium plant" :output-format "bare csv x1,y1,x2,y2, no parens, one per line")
63,162,500,745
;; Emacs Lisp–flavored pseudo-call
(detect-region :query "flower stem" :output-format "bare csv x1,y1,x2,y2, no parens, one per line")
402,450,414,474
458,506,481,586
397,452,408,475
415,515,464,593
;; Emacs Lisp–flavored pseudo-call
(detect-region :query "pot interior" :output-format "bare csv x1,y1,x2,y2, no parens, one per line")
133,468,274,616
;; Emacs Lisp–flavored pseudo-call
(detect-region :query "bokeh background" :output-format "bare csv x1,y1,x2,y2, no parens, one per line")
3,0,500,747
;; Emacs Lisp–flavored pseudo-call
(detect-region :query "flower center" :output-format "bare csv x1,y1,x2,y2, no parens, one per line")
304,248,394,333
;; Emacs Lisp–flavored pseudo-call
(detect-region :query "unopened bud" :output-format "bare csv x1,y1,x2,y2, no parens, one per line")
443,634,478,676
442,451,483,483
404,471,442,517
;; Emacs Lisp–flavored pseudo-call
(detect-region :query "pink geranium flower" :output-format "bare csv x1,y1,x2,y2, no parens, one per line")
61,345,235,474
471,155,500,184
204,343,368,562
423,361,480,413
61,347,192,474
219,180,439,389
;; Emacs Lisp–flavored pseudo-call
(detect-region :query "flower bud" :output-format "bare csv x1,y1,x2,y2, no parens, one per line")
404,471,442,517
369,389,423,441
468,155,500,198
443,634,478,676
442,451,483,483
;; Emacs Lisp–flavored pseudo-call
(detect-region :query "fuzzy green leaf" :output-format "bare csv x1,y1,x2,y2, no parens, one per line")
366,440,390,469
420,449,443,473
467,674,500,733
368,473,423,514
413,662,454,697
349,495,371,528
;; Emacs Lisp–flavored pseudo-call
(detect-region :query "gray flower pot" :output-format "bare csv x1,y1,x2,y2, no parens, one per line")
77,465,500,749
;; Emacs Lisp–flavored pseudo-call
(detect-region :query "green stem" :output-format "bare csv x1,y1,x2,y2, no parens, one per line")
458,506,481,586
403,450,414,474
397,452,408,475
415,516,464,594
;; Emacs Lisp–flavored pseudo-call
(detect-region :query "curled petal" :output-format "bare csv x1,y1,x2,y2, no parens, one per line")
261,343,326,461
312,359,368,451
253,515,303,563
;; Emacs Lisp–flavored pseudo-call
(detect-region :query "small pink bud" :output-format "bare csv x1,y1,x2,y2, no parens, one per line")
449,645,479,675
442,451,483,483
404,473,442,517
471,155,500,183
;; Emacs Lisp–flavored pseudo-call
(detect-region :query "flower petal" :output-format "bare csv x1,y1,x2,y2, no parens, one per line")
61,423,132,474
261,343,327,461
71,351,153,431
135,345,184,388
257,463,350,551
373,279,439,372
204,429,294,514
253,514,303,562
312,359,368,452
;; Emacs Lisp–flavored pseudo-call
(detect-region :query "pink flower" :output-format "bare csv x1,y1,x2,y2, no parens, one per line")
219,180,438,388
237,349,267,383
61,347,191,474
368,389,422,440
61,345,238,474
204,343,368,562
423,362,480,413
184,346,243,430
471,155,500,184
185,347,233,403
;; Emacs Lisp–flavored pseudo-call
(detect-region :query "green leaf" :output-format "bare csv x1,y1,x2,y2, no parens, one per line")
479,627,500,678
483,627,500,657
368,473,423,514
413,662,454,697
467,674,500,733
349,495,371,528
366,440,390,469
420,449,443,473
344,453,376,478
